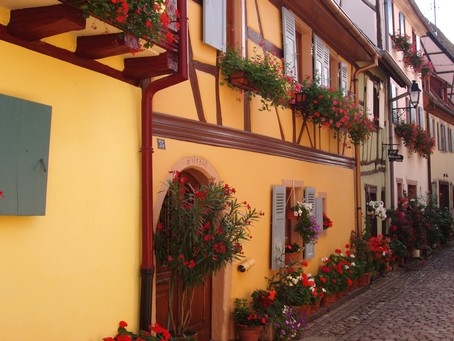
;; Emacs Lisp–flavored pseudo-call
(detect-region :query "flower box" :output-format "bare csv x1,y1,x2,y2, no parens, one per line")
228,71,257,92
358,272,371,286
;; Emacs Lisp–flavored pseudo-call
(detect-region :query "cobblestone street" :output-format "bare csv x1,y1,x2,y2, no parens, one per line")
300,246,454,341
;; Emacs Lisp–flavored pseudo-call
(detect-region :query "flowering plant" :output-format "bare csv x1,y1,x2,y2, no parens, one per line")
103,321,170,341
300,76,375,144
394,121,435,158
233,297,268,327
318,250,354,294
273,306,307,340
77,0,179,49
291,201,321,244
285,243,302,253
368,235,393,273
154,171,261,335
367,200,387,220
391,33,433,78
322,213,333,230
219,48,300,111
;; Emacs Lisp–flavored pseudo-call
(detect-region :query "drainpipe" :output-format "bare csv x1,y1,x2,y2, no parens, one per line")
139,0,188,331
352,56,378,235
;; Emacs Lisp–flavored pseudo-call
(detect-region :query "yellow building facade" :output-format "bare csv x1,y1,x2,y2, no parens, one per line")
0,1,378,340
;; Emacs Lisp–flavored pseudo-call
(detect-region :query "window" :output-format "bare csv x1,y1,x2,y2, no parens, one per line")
399,12,405,35
386,0,394,37
339,62,348,96
407,184,417,200
440,124,447,151
391,85,398,123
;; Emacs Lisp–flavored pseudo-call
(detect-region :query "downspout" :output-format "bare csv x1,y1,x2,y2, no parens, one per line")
139,0,188,331
352,56,378,235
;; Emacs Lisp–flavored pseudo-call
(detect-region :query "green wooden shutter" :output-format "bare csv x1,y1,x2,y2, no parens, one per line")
0,94,52,215
271,186,286,270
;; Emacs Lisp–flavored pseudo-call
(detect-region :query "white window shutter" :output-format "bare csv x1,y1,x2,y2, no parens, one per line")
271,186,286,270
428,117,433,138
366,79,374,121
418,107,424,128
340,62,348,96
315,197,323,232
379,85,385,128
282,7,297,80
203,0,226,52
410,107,416,123
303,187,316,259
313,35,329,87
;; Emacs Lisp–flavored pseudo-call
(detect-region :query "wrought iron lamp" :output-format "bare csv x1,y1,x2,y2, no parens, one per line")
292,91,308,117
391,80,421,122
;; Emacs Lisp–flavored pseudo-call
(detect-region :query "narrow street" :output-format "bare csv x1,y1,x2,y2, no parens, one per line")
300,246,454,341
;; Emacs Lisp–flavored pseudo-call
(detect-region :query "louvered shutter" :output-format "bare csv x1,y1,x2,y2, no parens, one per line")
304,187,316,259
418,107,424,128
391,86,398,123
271,186,286,270
340,62,348,96
366,79,374,121
428,117,434,138
409,107,416,123
313,35,330,86
282,7,297,79
203,0,226,52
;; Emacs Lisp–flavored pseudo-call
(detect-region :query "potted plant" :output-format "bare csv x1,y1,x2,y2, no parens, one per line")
69,0,178,49
219,48,300,111
102,321,171,341
233,297,268,341
389,238,408,267
272,306,307,340
322,213,333,230
291,201,321,244
154,171,261,337
284,243,302,267
394,121,435,158
390,33,434,78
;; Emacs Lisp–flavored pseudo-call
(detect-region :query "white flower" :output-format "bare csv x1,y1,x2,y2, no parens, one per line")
293,210,299,217
298,209,303,215
351,262,356,267
350,254,356,258
310,286,315,292
382,251,386,256
344,265,350,269
322,288,326,292
321,257,328,262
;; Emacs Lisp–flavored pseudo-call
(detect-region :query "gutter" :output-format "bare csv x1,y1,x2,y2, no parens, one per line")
139,0,189,330
322,0,378,60
352,56,379,235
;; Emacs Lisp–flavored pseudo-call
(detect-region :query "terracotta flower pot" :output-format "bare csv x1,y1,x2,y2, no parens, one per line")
236,324,263,341
358,272,371,286
321,294,337,307
228,71,257,92
348,278,359,291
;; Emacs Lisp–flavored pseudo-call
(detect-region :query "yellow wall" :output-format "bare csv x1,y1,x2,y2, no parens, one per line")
0,41,142,341
152,137,356,301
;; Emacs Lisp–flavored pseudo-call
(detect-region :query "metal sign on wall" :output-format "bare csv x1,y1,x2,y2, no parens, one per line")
388,149,404,162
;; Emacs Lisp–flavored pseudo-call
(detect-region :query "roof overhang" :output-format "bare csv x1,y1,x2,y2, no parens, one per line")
379,50,411,88
278,0,378,64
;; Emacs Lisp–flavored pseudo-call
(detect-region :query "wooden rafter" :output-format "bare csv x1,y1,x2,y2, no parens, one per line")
76,33,141,59
7,4,85,41
123,52,178,81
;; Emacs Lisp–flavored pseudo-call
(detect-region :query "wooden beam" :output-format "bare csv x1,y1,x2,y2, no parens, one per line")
123,52,178,81
76,33,141,59
7,4,86,41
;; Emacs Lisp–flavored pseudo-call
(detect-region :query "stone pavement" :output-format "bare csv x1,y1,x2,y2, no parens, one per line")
299,246,454,341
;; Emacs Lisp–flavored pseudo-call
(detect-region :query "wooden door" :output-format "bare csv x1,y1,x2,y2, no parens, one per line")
155,171,212,341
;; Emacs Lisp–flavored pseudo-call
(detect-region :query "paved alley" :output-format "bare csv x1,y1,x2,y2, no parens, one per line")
300,246,454,341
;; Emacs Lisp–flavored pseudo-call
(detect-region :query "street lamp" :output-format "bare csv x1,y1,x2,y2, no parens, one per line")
391,80,421,122
409,80,421,108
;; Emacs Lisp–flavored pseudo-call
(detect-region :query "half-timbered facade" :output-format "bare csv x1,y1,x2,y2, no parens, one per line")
1,1,383,340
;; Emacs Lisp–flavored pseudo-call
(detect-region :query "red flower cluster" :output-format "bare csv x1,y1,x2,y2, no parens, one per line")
368,235,393,273
322,213,333,230
103,321,171,341
395,121,435,158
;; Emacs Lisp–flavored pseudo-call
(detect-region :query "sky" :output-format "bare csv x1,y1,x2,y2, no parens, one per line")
414,0,454,43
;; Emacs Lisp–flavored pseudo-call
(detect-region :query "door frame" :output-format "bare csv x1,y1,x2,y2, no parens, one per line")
153,156,232,341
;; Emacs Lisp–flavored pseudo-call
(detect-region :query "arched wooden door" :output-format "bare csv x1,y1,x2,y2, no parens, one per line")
155,170,212,341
